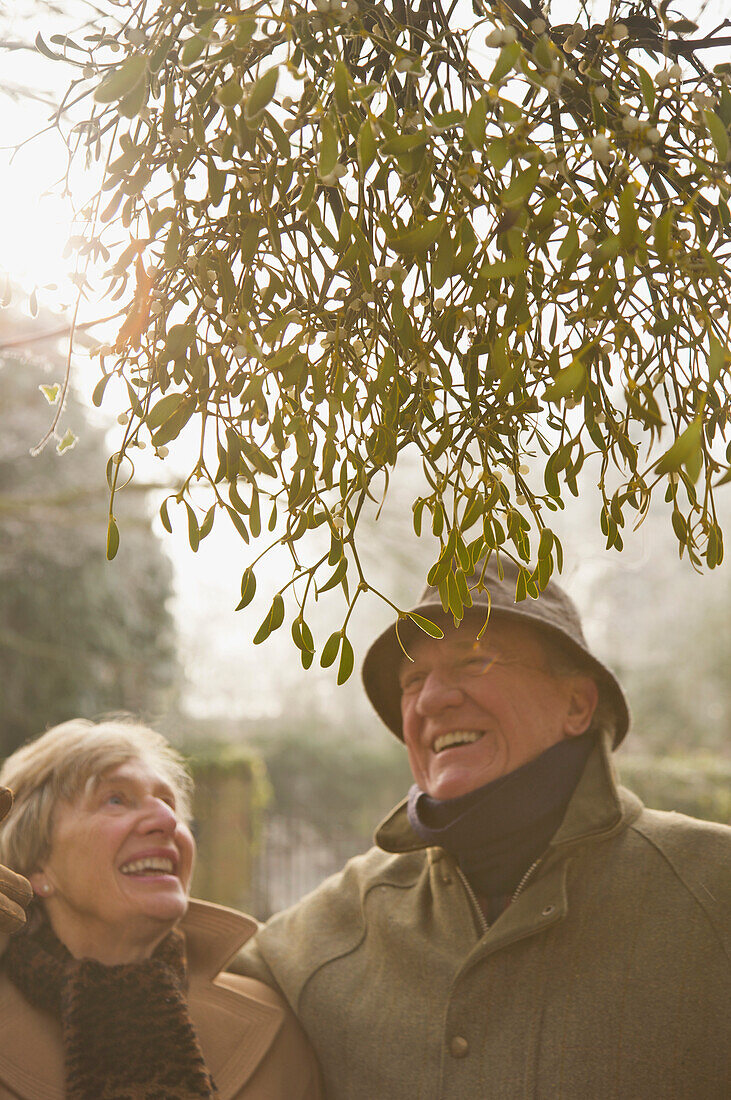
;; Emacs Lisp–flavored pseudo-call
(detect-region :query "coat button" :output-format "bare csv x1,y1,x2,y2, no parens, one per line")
542,905,555,916
450,1036,469,1058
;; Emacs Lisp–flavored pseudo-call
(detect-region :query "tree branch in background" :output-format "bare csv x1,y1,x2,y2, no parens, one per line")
0,310,123,352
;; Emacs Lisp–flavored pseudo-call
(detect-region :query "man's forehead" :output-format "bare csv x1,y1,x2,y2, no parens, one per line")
405,616,539,659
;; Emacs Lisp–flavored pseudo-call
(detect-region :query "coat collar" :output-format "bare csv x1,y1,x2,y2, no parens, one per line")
0,900,282,1100
184,896,258,978
375,731,638,855
183,899,288,1100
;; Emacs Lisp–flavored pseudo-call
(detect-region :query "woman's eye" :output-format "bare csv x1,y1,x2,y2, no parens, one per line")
106,793,125,806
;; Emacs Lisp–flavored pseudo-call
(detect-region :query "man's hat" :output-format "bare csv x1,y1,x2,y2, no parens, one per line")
362,556,630,747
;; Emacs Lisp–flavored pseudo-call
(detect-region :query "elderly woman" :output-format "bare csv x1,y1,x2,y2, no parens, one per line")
0,719,321,1100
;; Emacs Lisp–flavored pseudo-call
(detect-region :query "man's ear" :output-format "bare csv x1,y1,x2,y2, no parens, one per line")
564,676,599,736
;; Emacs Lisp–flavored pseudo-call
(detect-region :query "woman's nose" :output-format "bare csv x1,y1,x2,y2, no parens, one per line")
415,669,464,714
139,797,178,834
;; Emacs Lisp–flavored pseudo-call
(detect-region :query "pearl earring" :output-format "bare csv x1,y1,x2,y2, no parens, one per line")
41,884,50,895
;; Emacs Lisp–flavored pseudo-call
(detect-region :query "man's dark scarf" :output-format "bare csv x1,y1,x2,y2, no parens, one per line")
407,731,596,923
4,909,217,1099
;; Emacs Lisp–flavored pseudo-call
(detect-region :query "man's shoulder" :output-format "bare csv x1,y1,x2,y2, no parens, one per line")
263,843,425,935
628,797,731,859
623,798,730,951
234,845,426,1007
330,842,427,887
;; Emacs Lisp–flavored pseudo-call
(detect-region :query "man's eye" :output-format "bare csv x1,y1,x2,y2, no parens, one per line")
461,653,499,673
401,673,425,692
463,658,490,673
106,793,125,806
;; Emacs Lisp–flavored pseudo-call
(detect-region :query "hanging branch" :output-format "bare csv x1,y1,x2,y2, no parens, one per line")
24,0,731,678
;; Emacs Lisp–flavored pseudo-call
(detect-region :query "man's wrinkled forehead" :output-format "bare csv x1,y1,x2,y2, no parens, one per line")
404,615,545,662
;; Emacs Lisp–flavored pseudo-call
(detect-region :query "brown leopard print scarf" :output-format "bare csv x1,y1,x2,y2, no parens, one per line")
4,911,217,1099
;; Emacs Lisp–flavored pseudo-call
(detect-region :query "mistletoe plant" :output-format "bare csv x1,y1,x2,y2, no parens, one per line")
38,0,731,679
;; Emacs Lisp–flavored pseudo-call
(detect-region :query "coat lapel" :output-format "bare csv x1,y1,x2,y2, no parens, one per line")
183,900,287,1100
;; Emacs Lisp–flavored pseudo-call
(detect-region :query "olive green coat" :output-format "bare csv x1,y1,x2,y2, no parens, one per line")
233,736,730,1099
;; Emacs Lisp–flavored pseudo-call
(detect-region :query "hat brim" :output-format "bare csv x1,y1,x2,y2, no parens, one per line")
362,602,629,748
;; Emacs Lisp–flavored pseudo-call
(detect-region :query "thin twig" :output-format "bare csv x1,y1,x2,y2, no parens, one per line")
0,310,123,353
29,292,81,456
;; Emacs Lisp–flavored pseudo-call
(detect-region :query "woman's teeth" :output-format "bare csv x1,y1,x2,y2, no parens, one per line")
120,857,174,875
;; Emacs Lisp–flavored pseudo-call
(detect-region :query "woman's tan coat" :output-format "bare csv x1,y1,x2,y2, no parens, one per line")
0,899,322,1100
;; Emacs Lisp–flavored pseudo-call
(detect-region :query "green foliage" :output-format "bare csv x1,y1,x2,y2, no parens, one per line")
250,723,413,842
47,0,731,673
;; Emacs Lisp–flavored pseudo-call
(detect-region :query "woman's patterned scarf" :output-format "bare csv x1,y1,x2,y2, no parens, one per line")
4,910,217,1099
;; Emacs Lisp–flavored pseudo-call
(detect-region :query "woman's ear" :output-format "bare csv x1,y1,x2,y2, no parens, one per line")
564,676,599,736
28,871,54,898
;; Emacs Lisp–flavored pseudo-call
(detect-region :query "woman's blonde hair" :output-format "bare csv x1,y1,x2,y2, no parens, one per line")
0,718,194,876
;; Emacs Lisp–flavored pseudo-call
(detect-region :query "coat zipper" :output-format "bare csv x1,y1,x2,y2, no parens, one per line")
510,856,543,902
455,864,489,936
455,855,544,937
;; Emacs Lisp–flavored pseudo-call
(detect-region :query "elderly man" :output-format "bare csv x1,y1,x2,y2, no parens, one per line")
232,557,730,1099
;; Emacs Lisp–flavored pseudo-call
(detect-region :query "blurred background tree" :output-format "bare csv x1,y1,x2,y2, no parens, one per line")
0,302,179,756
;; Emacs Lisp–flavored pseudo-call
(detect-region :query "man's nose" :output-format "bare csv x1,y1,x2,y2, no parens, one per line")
415,669,464,715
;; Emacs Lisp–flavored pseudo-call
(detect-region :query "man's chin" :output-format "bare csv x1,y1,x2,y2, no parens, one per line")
426,766,499,801
425,739,503,799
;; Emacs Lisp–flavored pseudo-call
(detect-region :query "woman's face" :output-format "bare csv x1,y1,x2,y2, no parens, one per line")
31,756,195,961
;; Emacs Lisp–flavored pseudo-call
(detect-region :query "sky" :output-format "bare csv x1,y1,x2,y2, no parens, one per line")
2,0,730,728
1,4,81,304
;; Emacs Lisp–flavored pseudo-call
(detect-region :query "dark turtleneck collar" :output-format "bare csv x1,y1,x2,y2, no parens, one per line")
407,731,596,922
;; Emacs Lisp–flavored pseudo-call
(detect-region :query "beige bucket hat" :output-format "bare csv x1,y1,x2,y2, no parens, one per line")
362,556,630,747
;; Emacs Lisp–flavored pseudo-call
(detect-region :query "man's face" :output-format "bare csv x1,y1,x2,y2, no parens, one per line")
399,618,598,800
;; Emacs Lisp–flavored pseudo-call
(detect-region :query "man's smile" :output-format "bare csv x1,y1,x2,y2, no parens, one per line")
432,731,485,754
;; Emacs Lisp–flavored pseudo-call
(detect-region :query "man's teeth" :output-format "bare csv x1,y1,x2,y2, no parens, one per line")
120,857,175,875
433,731,483,754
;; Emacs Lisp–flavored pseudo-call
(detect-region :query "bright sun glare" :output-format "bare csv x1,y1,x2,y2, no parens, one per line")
1,3,100,314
